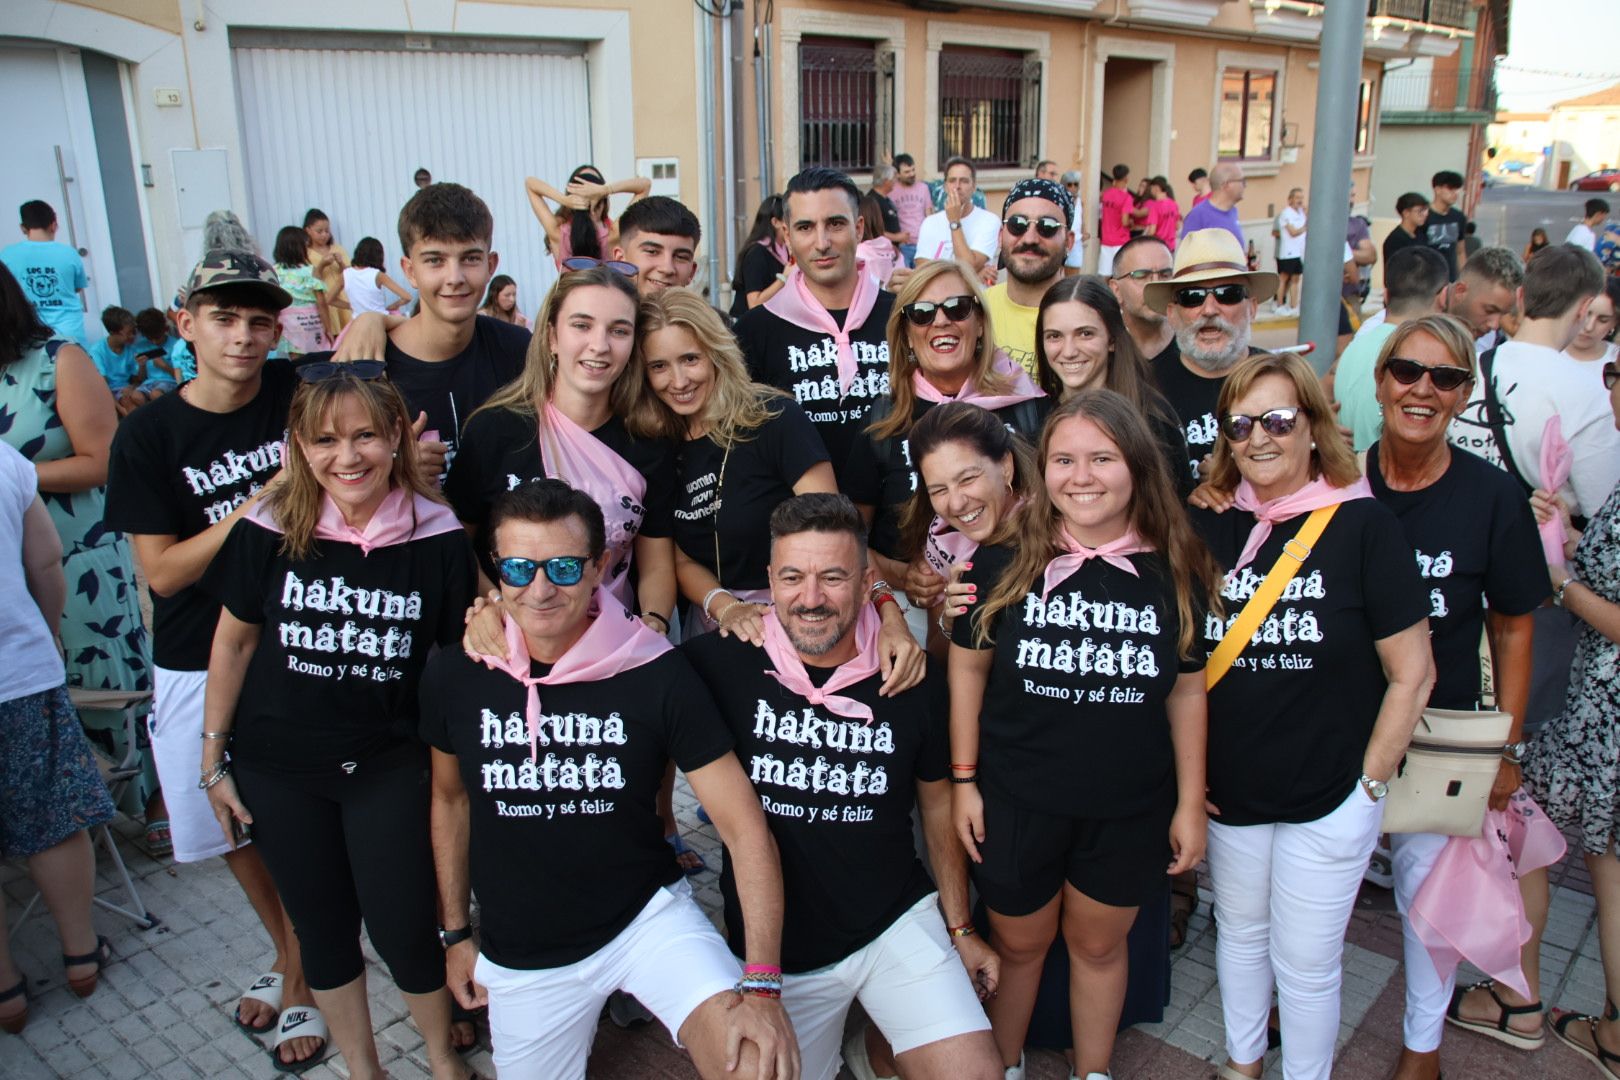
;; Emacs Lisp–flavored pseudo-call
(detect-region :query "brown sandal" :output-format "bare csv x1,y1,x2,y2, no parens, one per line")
63,936,111,998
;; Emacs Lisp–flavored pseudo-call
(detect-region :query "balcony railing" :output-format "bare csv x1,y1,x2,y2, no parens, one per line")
1380,65,1494,114
1368,0,1472,27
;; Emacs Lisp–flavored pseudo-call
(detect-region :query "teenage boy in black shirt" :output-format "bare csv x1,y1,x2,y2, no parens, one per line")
103,252,324,1070
683,495,1000,1080
1424,170,1469,281
612,196,702,296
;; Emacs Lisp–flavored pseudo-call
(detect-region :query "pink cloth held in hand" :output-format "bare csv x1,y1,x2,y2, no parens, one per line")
1538,416,1573,564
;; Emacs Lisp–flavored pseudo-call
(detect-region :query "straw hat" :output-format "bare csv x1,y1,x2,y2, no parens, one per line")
1143,228,1278,314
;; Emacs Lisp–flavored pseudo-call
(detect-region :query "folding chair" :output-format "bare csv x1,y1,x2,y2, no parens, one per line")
8,688,161,935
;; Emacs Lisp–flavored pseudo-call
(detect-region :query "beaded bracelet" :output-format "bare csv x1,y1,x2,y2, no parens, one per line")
949,774,978,784
197,761,231,790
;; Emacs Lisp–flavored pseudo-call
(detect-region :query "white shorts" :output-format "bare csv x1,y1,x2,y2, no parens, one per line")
149,666,238,863
786,893,990,1080
474,879,740,1080
1098,244,1122,277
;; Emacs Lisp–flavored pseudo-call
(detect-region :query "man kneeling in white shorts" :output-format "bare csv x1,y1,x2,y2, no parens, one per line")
683,494,1002,1080
422,481,799,1079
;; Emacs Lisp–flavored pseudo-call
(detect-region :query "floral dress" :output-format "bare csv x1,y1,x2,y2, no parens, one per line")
0,339,156,814
1526,482,1620,855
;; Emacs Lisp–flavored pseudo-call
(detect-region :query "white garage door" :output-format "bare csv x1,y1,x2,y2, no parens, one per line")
232,31,593,318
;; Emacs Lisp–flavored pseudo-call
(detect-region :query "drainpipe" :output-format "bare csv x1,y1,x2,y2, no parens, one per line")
727,2,748,276
700,11,722,301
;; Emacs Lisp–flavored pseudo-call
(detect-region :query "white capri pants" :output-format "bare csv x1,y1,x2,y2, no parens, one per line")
1206,786,1383,1080
1391,830,1454,1052
149,666,238,863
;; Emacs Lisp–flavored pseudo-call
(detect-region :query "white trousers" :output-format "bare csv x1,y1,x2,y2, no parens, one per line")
1097,244,1122,277
1391,831,1454,1052
1207,787,1383,1080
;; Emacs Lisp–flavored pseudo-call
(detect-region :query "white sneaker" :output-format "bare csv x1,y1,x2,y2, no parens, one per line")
841,1024,898,1080
1005,1053,1026,1080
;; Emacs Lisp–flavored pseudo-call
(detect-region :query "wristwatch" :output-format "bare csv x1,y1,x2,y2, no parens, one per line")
949,220,962,232
1359,773,1388,801
1502,741,1528,765
439,925,473,949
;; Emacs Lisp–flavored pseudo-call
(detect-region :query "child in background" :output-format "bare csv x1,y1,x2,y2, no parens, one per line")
133,307,193,395
87,306,146,415
339,237,413,317
303,208,350,338
271,225,331,357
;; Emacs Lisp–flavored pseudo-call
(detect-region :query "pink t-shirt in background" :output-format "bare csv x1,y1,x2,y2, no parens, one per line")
1148,198,1182,250
1100,187,1135,247
890,182,932,240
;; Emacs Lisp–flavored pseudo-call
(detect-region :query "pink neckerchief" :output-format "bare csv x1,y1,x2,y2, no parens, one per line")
760,605,883,725
246,487,463,555
763,264,880,399
476,588,672,763
1041,526,1152,600
912,350,1044,412
1408,789,1566,1000
540,400,647,606
923,517,981,579
1538,416,1573,563
1231,475,1373,570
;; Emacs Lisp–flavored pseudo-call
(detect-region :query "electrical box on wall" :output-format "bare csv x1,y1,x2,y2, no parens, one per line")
636,157,680,199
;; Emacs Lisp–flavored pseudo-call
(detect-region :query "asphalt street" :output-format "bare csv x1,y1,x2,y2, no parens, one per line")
1473,184,1606,251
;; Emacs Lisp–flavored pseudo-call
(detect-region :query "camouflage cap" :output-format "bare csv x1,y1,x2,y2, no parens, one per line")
183,249,292,310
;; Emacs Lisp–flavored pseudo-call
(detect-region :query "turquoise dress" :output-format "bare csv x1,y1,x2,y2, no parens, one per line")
0,338,156,813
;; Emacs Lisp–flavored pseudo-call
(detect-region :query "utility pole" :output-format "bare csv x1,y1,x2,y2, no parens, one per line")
1299,1,1365,376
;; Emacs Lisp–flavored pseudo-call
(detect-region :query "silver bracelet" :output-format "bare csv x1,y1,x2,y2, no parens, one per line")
200,731,231,741
198,761,230,790
702,587,732,619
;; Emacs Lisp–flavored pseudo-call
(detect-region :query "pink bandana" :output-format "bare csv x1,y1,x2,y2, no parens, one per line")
760,605,883,725
764,264,880,398
246,486,463,555
912,350,1044,413
923,517,981,580
541,400,647,606
475,587,672,762
1538,416,1573,563
1231,475,1372,570
1041,526,1153,600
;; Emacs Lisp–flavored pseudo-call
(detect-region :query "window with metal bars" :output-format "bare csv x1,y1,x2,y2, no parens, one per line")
799,37,893,173
938,46,1039,170
1218,68,1277,161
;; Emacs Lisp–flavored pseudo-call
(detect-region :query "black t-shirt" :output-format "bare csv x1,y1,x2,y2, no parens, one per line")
1383,226,1427,266
1192,498,1429,825
673,399,829,590
104,362,298,670
730,245,787,321
418,645,734,970
1367,444,1548,709
1151,346,1226,478
844,396,1043,561
734,292,896,489
872,191,902,235
952,544,1201,819
203,518,474,774
443,406,675,579
682,631,947,973
1424,207,1469,281
307,315,529,477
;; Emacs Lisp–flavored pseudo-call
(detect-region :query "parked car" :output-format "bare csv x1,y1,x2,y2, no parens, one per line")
1571,169,1620,192
1498,160,1534,175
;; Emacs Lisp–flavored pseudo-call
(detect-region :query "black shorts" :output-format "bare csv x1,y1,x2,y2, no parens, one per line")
1277,257,1304,274
971,786,1172,915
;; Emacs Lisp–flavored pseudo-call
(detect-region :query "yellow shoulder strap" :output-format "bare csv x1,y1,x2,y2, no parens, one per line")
1206,504,1341,691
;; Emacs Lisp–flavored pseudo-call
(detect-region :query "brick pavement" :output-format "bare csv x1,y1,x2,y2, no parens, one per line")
4,779,1612,1080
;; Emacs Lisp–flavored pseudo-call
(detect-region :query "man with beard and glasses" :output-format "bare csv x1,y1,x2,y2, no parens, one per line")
1109,235,1176,367
1141,229,1274,485
682,494,1001,1080
983,178,1076,377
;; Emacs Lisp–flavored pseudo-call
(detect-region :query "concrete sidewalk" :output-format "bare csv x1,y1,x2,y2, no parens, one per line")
2,779,1610,1080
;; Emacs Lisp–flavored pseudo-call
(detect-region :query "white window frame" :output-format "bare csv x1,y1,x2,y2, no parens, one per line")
1211,49,1287,178
925,20,1050,192
778,9,907,193
1088,35,1176,189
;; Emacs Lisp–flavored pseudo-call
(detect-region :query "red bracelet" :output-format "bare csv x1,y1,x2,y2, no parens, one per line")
948,923,977,938
742,964,782,977
872,591,899,613
950,762,977,771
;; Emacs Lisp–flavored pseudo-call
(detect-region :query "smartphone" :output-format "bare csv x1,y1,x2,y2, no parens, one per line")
232,818,252,845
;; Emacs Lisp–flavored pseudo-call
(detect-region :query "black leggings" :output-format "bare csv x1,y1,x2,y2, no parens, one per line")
234,743,443,994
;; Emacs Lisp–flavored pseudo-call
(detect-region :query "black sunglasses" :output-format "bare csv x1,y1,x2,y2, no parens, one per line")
1220,407,1304,442
1383,356,1474,392
902,295,979,327
1604,362,1619,391
1004,214,1064,239
296,360,386,383
494,555,592,589
1113,267,1173,283
1173,284,1250,309
562,256,640,277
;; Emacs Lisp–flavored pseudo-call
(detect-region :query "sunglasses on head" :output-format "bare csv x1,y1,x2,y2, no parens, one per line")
1113,267,1173,283
902,295,979,327
1383,356,1474,392
1220,407,1304,442
1004,214,1064,239
1173,284,1250,309
1604,362,1620,391
494,555,592,589
296,360,386,383
561,256,640,278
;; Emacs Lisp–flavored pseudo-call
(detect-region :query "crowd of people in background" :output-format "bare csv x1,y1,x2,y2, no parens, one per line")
0,141,1617,1080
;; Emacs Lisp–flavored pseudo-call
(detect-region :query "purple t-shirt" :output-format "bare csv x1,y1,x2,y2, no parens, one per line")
1181,200,1244,245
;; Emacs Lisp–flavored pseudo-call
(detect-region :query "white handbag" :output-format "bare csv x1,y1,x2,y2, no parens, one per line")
1382,707,1514,836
